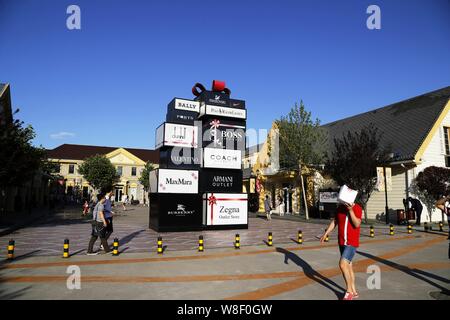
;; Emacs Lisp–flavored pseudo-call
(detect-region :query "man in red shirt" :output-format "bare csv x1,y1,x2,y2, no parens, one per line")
321,202,363,300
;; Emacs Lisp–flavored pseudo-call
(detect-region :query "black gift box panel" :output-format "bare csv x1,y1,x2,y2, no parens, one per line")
200,169,243,193
149,193,203,232
158,147,202,170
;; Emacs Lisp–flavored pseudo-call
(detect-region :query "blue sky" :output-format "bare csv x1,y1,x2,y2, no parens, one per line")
0,0,449,150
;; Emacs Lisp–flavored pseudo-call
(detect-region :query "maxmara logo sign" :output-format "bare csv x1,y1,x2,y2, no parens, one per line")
151,169,199,194
203,148,242,169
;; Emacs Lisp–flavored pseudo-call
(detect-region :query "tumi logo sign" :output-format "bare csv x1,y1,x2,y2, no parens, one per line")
153,169,199,194
203,148,242,169
173,98,200,113
155,123,198,149
200,104,246,119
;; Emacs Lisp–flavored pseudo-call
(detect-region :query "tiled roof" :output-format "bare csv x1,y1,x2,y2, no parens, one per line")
322,86,450,161
47,144,159,163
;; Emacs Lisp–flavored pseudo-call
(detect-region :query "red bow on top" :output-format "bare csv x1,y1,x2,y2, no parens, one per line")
192,80,231,97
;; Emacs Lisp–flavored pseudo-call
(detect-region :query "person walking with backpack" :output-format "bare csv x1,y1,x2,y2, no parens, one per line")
321,200,363,300
86,193,111,255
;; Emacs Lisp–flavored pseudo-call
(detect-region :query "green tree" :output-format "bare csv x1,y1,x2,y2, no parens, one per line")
275,101,325,170
275,101,326,218
325,124,391,223
78,155,119,193
139,161,155,192
410,166,450,222
0,112,46,213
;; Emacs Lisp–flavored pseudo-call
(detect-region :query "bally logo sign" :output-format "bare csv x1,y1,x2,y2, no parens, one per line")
149,169,199,194
199,104,246,120
203,148,242,169
203,193,248,226
155,123,198,149
169,98,200,113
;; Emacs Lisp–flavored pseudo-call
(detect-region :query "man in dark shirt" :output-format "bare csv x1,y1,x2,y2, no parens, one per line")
407,197,423,225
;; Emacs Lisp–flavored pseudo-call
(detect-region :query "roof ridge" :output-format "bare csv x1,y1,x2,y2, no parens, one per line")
323,85,450,127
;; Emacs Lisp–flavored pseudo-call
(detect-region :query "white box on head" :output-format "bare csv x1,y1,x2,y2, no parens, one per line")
338,185,358,205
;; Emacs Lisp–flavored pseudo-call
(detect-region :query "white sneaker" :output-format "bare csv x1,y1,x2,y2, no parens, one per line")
100,245,104,250
86,252,99,256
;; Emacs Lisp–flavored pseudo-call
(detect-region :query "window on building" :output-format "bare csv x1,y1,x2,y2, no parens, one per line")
117,166,123,176
131,167,137,176
444,127,450,167
68,164,75,174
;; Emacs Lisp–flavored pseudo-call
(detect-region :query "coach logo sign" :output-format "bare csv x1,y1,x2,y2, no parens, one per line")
151,169,199,194
203,148,242,169
155,123,198,149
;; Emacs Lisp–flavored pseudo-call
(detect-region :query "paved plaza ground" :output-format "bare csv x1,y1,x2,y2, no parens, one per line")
0,205,449,300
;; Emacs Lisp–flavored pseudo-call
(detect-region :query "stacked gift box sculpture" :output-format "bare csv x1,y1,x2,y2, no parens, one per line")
149,80,248,232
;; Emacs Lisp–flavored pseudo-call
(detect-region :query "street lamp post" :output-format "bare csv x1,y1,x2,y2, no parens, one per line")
384,166,389,224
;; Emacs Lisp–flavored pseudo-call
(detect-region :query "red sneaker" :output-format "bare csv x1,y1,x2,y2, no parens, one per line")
342,292,354,300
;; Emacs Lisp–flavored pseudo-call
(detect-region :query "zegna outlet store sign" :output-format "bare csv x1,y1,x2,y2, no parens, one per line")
149,80,248,232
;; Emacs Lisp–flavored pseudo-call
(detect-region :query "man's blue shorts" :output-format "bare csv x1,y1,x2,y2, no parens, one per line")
339,245,357,263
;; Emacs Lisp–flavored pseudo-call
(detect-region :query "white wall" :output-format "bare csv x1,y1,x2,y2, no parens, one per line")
411,109,450,222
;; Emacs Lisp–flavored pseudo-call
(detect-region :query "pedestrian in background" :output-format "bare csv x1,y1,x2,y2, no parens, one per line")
264,195,272,221
435,194,450,259
87,193,111,255
407,197,423,225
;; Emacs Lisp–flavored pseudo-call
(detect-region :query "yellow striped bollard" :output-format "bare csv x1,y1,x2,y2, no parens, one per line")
407,224,412,234
198,235,204,252
324,229,329,242
63,239,69,258
424,222,428,232
7,239,15,260
113,238,119,256
439,222,443,232
298,230,303,244
389,224,394,236
268,232,273,246
157,236,163,254
234,234,240,249
370,225,375,238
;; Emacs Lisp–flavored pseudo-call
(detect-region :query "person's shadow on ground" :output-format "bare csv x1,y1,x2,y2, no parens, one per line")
357,250,450,296
276,247,345,299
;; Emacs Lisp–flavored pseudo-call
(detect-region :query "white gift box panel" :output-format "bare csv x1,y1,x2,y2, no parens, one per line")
155,123,199,149
203,148,242,169
149,169,199,194
338,185,358,205
203,193,248,226
199,104,247,120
